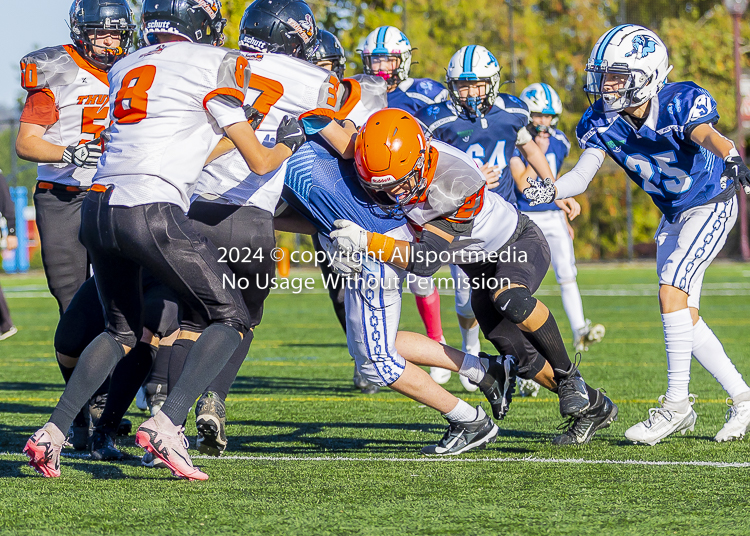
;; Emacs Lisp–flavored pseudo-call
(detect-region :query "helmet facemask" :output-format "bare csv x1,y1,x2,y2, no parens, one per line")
447,75,499,118
584,59,653,112
70,1,135,71
363,52,410,86
360,144,430,218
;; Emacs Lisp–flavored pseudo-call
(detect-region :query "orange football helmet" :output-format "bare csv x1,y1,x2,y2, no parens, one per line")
354,108,432,215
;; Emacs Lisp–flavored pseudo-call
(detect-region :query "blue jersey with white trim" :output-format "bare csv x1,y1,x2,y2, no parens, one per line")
514,128,571,212
414,94,530,204
387,77,449,115
576,82,729,223
282,140,405,237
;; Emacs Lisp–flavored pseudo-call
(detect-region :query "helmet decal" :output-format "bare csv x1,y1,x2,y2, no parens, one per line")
624,35,658,59
286,14,315,45
194,0,220,19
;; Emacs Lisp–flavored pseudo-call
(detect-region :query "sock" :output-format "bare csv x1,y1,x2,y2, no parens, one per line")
414,287,444,342
167,338,194,393
443,399,478,422
524,312,572,380
160,324,242,427
206,330,254,400
458,353,487,384
662,309,694,404
459,323,481,355
96,341,157,436
692,317,749,398
560,281,586,336
147,343,172,388
49,333,125,434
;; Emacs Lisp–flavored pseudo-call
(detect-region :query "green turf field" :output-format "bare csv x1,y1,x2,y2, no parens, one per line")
2,262,750,535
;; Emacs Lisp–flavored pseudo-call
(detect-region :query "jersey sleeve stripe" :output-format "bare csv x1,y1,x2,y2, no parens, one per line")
300,108,336,119
62,45,109,87
203,88,245,110
335,78,361,120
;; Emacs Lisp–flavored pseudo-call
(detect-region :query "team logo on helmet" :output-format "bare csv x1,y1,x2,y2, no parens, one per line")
194,0,220,19
524,88,537,100
286,14,315,44
624,35,658,59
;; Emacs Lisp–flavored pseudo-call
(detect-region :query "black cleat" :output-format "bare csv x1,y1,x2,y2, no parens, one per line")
68,408,91,451
117,418,132,437
88,393,107,425
195,391,228,456
422,406,499,456
476,354,518,420
90,430,124,461
552,389,618,446
555,354,590,417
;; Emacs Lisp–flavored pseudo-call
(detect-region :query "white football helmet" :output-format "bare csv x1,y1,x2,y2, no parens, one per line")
360,26,412,85
520,83,562,125
584,24,673,112
445,45,501,118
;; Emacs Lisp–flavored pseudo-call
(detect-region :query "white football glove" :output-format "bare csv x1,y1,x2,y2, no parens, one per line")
62,138,103,169
318,232,362,276
330,219,368,254
522,177,557,206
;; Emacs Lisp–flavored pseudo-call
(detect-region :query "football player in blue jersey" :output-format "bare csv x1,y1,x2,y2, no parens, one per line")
511,82,605,357
524,25,750,445
360,26,449,115
414,46,579,390
360,26,452,384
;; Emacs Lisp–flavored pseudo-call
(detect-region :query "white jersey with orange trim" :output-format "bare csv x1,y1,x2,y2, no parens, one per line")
406,140,519,264
95,42,251,212
194,53,341,212
19,45,111,188
335,74,388,127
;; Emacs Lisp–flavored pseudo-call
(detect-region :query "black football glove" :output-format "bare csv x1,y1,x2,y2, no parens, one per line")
62,138,103,169
243,105,265,130
723,155,750,195
276,116,306,154
522,177,557,206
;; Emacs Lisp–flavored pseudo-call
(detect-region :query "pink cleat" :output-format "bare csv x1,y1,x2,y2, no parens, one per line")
135,413,208,481
23,423,65,478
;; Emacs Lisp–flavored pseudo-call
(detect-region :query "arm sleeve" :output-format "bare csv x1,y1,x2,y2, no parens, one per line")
553,148,605,199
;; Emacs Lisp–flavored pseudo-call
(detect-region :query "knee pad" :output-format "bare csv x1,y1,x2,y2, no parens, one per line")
493,287,537,324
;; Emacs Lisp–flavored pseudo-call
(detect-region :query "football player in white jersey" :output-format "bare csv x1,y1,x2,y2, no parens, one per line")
512,83,605,353
186,0,353,456
15,0,136,451
23,0,305,480
331,109,618,448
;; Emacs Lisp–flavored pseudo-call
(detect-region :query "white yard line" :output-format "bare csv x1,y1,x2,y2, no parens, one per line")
2,451,748,468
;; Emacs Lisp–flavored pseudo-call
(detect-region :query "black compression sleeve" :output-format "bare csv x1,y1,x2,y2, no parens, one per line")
405,229,451,277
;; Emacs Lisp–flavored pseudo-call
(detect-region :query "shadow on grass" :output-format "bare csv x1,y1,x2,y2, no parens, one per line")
227,375,357,396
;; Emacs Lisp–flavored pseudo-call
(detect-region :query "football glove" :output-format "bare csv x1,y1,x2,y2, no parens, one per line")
723,155,750,195
276,116,306,154
522,177,557,206
243,105,265,130
330,219,368,255
62,138,103,169
318,233,362,276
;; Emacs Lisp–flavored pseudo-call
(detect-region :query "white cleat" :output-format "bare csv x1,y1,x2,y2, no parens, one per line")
625,395,697,446
459,374,479,392
574,320,606,352
715,398,750,442
517,378,541,398
430,367,452,385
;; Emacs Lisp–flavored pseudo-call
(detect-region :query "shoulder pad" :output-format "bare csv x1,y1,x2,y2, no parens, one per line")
20,46,77,91
348,75,388,110
216,49,250,103
414,102,456,133
550,128,571,151
412,78,446,98
660,82,718,128
494,93,529,120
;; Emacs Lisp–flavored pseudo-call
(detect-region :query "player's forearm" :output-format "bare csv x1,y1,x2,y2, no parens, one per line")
365,226,452,276
15,132,65,163
319,120,358,160
554,148,605,199
225,122,292,175
518,140,554,180
691,124,736,160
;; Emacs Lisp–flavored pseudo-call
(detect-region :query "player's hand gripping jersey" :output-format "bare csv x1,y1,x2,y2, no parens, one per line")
577,82,732,223
95,42,251,212
514,127,571,212
195,53,341,210
335,74,388,127
415,95,531,204
404,140,520,265
20,46,111,187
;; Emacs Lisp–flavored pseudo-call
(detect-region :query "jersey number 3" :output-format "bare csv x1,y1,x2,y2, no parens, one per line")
113,65,157,124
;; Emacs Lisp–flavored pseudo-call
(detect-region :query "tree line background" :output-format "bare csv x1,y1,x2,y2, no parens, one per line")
3,0,750,260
